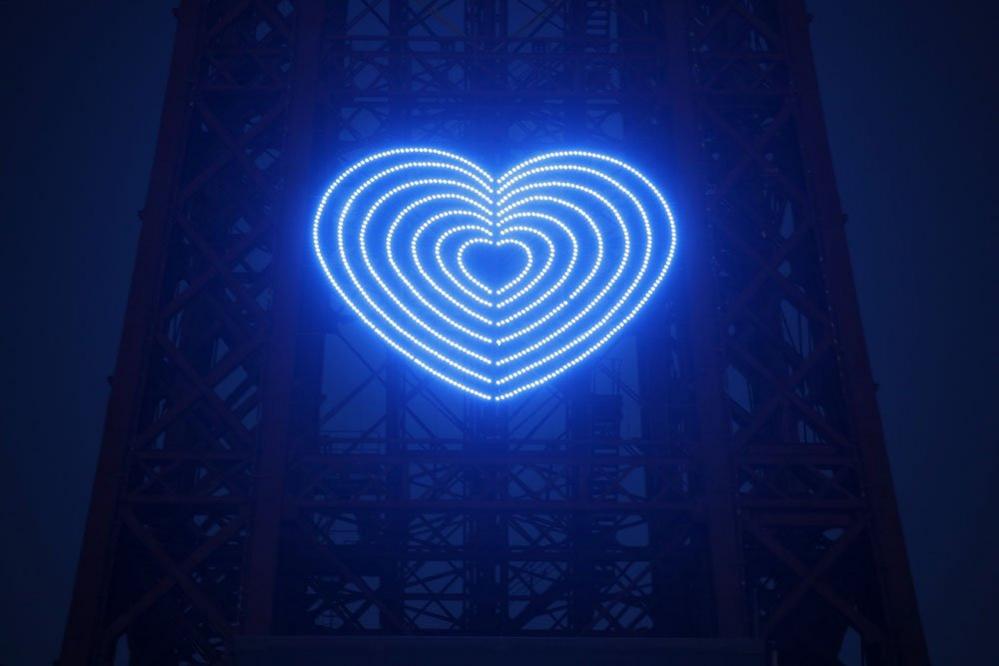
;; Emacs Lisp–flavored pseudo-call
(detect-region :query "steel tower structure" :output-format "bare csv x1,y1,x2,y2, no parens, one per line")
61,1,928,664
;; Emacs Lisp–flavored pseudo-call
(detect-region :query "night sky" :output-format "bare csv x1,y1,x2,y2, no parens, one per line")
1,2,996,664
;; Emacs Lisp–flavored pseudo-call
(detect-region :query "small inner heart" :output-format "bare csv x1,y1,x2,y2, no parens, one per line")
461,242,528,294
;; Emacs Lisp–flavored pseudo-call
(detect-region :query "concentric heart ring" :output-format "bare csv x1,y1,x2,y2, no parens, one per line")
311,148,678,400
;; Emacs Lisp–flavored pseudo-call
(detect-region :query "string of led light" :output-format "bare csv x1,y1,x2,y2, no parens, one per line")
493,151,678,398
455,237,535,297
495,204,593,326
337,173,493,378
493,194,606,340
494,179,633,359
312,148,678,400
494,168,655,375
492,225,560,309
386,194,495,337
311,152,494,398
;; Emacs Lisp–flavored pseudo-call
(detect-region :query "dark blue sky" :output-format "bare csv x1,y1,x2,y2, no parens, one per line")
1,2,996,663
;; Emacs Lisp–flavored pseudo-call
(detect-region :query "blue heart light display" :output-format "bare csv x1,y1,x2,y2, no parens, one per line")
312,148,678,400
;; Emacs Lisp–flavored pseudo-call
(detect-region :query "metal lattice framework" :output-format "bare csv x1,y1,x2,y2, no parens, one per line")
61,1,928,665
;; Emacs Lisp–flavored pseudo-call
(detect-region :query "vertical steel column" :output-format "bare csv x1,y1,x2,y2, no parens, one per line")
380,0,412,630
661,0,748,638
243,0,326,635
778,1,929,661
59,3,207,663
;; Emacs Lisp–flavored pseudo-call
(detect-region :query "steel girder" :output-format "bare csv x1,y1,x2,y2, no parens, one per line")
60,1,927,665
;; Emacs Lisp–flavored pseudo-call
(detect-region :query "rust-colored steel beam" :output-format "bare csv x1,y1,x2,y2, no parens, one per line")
61,1,928,664
59,3,207,663
243,0,326,635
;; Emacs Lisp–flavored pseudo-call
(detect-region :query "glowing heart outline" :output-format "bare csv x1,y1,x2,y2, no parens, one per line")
454,236,536,298
312,148,678,401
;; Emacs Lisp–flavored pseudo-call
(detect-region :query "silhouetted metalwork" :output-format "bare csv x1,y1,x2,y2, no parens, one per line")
60,1,928,664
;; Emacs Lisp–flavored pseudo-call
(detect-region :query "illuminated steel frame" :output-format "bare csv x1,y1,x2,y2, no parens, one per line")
61,2,928,665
